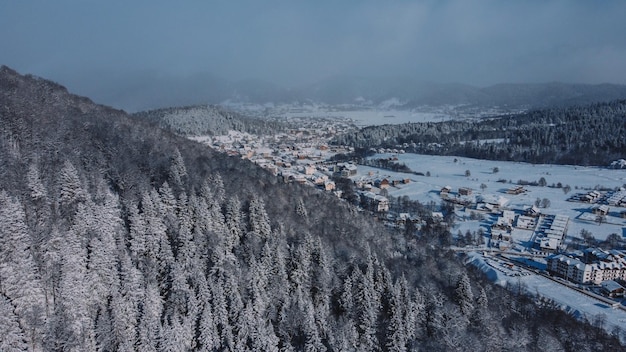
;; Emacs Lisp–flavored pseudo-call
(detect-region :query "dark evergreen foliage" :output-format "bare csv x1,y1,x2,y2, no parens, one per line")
334,100,626,166
132,104,288,136
1,65,624,351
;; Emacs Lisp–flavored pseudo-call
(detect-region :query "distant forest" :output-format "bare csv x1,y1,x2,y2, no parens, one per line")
1,66,623,351
333,100,626,166
133,105,288,136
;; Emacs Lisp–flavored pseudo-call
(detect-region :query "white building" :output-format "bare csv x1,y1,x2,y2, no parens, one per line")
547,249,626,284
361,192,389,213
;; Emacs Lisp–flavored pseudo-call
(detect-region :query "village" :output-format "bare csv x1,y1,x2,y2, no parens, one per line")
191,118,626,303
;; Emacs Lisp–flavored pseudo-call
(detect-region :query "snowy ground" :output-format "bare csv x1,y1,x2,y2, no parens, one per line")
219,101,520,127
282,109,449,127
351,154,626,242
468,252,626,338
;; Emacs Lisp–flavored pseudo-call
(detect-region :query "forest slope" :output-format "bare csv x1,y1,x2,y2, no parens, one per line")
133,104,288,136
334,100,626,166
0,65,623,351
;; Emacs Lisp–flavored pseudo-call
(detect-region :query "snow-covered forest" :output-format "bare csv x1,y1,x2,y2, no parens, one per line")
333,100,626,166
1,66,625,351
133,105,289,137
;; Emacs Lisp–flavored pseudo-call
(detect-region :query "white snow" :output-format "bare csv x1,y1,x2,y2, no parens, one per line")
468,252,626,338
217,101,521,127
351,154,626,241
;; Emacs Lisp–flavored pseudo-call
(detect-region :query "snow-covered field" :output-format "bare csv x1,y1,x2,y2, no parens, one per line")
468,252,626,338
219,101,519,126
352,154,626,241
281,109,449,126
367,154,626,338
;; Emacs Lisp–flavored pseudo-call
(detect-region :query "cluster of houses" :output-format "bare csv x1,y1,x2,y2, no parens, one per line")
196,125,427,223
574,190,604,203
565,190,626,220
535,214,569,253
568,189,626,206
351,172,414,214
546,248,626,295
440,186,475,206
489,207,569,253
588,191,626,219
194,124,359,194
607,190,626,205
490,210,517,244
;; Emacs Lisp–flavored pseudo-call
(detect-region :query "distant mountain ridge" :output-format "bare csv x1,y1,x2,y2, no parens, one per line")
53,68,626,112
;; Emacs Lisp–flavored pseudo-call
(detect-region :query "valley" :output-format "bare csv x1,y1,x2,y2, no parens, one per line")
189,104,626,337
2,66,626,350
3,1,626,350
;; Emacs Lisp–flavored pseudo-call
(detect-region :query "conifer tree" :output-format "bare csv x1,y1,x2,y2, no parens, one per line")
170,148,188,189
196,275,219,351
353,268,379,351
455,272,475,316
248,195,272,240
225,195,244,251
137,281,164,352
209,274,234,349
0,191,46,350
128,202,147,264
58,160,86,213
209,173,226,204
175,192,195,270
340,274,354,315
111,253,142,352
54,204,96,351
0,294,28,352
27,162,47,200
296,197,308,222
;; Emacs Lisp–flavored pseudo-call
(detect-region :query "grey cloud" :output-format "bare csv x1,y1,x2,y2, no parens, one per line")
1,0,625,92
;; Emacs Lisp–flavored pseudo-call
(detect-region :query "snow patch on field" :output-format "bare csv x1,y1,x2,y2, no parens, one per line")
352,153,626,241
467,252,626,339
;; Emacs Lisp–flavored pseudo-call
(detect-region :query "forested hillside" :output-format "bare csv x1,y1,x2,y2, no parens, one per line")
334,100,626,166
1,65,623,351
133,105,288,136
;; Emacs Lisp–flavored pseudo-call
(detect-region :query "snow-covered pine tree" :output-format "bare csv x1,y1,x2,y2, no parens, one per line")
53,203,96,351
169,148,188,190
455,272,475,316
248,195,272,240
0,191,46,350
57,160,86,215
136,281,164,352
296,197,308,222
225,195,244,251
195,274,219,351
208,274,234,349
386,277,409,352
0,294,28,352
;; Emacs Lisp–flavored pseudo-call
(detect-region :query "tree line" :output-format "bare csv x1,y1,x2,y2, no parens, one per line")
133,104,289,137
0,65,623,351
333,100,626,166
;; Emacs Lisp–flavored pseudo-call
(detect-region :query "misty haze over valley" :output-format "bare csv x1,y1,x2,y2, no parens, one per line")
2,1,626,112
2,1,626,351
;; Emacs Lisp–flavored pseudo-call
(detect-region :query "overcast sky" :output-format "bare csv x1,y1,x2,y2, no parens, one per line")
1,0,626,88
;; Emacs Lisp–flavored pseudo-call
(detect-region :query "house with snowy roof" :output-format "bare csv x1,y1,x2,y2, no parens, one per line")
601,280,625,297
547,249,626,284
361,192,389,213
